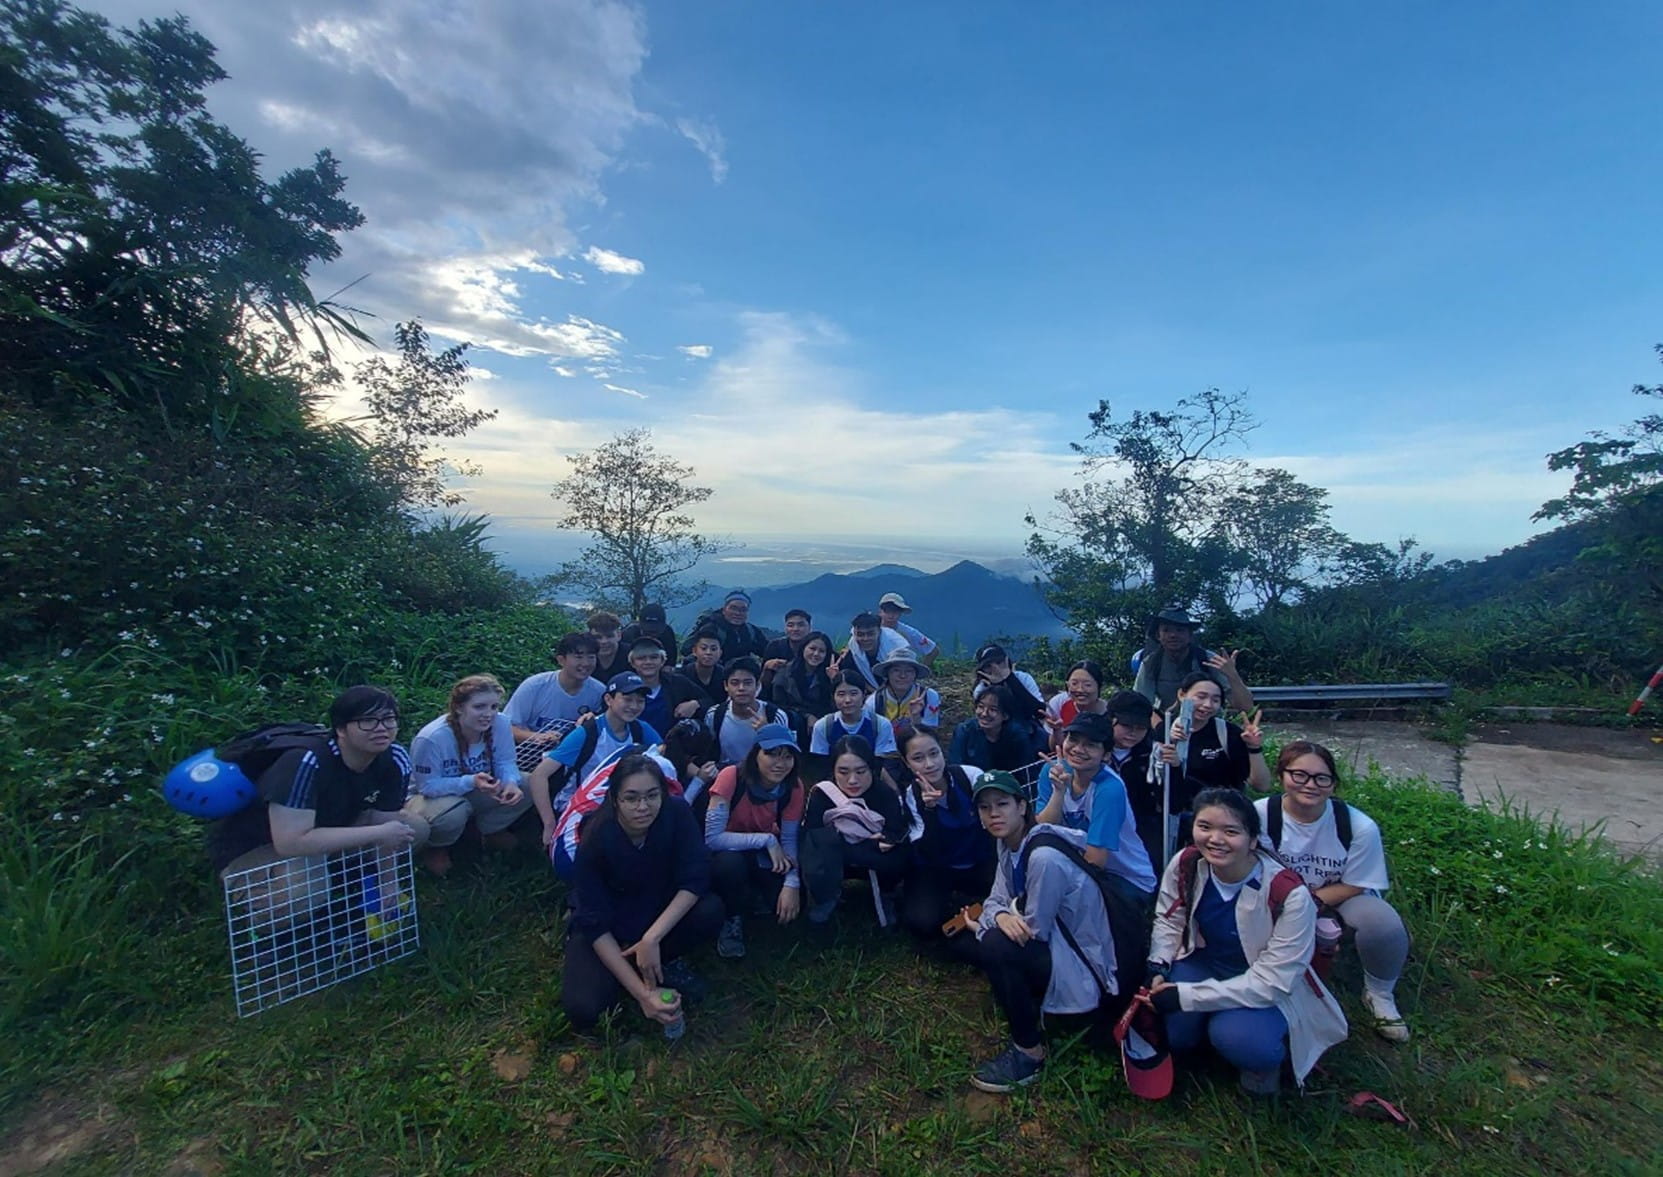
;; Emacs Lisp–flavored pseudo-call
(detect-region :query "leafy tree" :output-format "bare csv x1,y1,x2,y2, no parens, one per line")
354,320,496,512
1218,467,1357,609
1027,387,1254,646
0,0,364,427
1535,346,1663,617
549,429,731,615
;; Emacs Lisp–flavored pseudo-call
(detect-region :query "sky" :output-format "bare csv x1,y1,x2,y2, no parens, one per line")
88,0,1663,580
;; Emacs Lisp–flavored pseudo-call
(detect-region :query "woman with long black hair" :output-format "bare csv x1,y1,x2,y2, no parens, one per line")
561,754,722,1032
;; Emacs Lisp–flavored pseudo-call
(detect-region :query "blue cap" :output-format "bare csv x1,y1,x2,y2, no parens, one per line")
754,723,798,751
606,671,649,694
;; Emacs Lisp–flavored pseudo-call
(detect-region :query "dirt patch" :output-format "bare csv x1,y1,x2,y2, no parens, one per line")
1469,722,1663,761
0,1098,119,1176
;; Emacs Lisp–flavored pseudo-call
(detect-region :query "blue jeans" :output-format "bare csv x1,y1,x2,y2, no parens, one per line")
1162,957,1289,1072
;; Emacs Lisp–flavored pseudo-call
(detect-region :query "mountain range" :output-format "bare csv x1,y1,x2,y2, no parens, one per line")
670,560,1069,654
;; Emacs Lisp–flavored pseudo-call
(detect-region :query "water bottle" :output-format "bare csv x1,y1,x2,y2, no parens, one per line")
1314,916,1342,980
660,990,685,1041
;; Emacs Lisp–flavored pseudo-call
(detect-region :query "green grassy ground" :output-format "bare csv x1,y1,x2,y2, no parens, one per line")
6,776,1663,1177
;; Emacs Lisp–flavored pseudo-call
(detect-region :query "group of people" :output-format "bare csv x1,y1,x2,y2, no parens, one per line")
207,595,1413,1098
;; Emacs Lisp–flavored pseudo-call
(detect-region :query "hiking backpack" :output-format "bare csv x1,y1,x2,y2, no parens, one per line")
1016,831,1155,1013
216,722,333,789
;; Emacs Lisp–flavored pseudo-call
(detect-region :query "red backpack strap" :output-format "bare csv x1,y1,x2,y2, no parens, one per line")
1162,846,1203,919
1266,866,1307,923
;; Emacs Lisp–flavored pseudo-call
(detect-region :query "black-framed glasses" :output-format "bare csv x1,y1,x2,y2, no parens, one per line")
1283,768,1336,788
351,714,400,732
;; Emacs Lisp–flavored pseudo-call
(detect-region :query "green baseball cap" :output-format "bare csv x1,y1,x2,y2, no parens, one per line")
971,770,1025,801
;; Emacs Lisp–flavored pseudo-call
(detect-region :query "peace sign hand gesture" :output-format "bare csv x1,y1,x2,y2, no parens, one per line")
1240,707,1264,751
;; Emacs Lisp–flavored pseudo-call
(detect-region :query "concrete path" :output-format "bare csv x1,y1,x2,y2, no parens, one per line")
1269,717,1662,860
1464,723,1661,860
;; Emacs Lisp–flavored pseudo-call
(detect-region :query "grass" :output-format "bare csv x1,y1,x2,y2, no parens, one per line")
4,771,1663,1176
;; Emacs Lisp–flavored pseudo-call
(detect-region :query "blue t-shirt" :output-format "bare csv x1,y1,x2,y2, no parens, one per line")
1037,764,1157,893
548,716,663,784
1191,868,1256,978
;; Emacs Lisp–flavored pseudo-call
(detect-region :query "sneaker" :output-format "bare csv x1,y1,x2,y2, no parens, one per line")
717,916,746,959
1239,1067,1281,1097
660,959,707,1006
969,1043,1045,1094
1362,988,1411,1042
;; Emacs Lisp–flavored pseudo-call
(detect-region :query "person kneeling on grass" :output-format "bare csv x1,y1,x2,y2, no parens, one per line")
800,736,910,927
703,724,805,957
561,755,723,1033
1146,788,1348,1096
964,772,1122,1093
1255,741,1412,1042
406,674,533,877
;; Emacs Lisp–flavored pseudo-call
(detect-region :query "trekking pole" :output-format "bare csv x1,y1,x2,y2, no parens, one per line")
1629,662,1663,717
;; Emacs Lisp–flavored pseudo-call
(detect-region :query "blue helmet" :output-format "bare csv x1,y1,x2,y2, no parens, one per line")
162,749,257,819
1129,649,1144,674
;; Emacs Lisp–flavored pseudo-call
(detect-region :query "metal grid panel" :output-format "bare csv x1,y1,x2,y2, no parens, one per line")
223,844,420,1017
514,718,575,774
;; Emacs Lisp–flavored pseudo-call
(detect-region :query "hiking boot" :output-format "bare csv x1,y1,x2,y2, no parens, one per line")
717,916,746,959
1362,988,1411,1042
420,846,453,877
1239,1067,1281,1097
969,1043,1045,1093
661,958,707,1006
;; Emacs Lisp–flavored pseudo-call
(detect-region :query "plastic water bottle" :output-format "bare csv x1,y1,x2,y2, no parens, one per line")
660,990,685,1041
1314,916,1342,980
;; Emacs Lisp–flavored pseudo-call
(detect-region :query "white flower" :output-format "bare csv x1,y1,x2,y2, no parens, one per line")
1428,865,1441,875
1494,884,1509,895
1544,975,1562,987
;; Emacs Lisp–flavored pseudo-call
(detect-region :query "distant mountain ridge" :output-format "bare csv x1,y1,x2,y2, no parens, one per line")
673,560,1068,654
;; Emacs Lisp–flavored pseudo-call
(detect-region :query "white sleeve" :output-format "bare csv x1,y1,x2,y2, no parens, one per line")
922,689,941,728
1340,809,1391,892
809,716,830,755
1045,691,1068,724
504,673,546,727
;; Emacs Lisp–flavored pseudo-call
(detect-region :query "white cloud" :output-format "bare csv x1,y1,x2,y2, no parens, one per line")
677,344,713,359
675,116,729,183
583,246,645,276
552,365,578,378
604,383,646,399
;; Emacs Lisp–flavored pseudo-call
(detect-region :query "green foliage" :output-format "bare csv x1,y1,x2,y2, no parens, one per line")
549,427,732,615
1337,770,1662,1025
354,321,497,513
0,0,366,422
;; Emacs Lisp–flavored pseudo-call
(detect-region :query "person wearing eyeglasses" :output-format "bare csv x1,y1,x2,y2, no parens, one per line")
210,685,433,906
1253,741,1411,1043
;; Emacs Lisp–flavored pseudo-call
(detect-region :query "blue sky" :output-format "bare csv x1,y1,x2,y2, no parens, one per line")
90,0,1663,577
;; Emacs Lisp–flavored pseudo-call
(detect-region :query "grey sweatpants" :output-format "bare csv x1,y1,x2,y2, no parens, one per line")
1335,893,1410,984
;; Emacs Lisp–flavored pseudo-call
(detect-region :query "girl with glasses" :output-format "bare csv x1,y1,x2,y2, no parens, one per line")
1253,741,1412,1042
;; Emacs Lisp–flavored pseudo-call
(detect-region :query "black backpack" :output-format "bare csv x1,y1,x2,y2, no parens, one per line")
564,716,648,785
216,722,332,789
707,701,785,752
1264,795,1352,853
1016,831,1154,1017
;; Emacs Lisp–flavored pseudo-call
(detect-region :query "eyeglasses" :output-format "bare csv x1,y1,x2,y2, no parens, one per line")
1283,768,1336,788
617,789,662,806
351,715,399,732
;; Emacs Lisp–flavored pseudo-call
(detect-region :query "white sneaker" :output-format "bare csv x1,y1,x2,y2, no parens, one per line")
1362,987,1410,1042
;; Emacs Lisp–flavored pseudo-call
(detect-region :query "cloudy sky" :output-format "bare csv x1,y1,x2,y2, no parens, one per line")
90,0,1663,577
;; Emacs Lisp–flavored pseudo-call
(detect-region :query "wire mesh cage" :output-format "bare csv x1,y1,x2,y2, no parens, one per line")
223,844,420,1017
513,718,575,774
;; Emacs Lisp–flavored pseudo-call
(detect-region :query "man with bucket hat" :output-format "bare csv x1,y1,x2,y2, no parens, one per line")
1132,604,1255,713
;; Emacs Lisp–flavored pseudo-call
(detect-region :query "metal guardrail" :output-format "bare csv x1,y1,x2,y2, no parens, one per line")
1249,682,1452,703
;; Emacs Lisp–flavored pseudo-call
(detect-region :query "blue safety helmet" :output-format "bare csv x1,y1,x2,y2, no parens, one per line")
1129,649,1144,674
162,748,257,819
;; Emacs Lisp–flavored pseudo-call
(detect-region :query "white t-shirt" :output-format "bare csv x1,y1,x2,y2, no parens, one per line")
1254,797,1389,892
505,671,605,732
888,619,937,657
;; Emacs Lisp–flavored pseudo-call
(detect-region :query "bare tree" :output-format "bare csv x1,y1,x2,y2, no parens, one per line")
549,428,731,614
